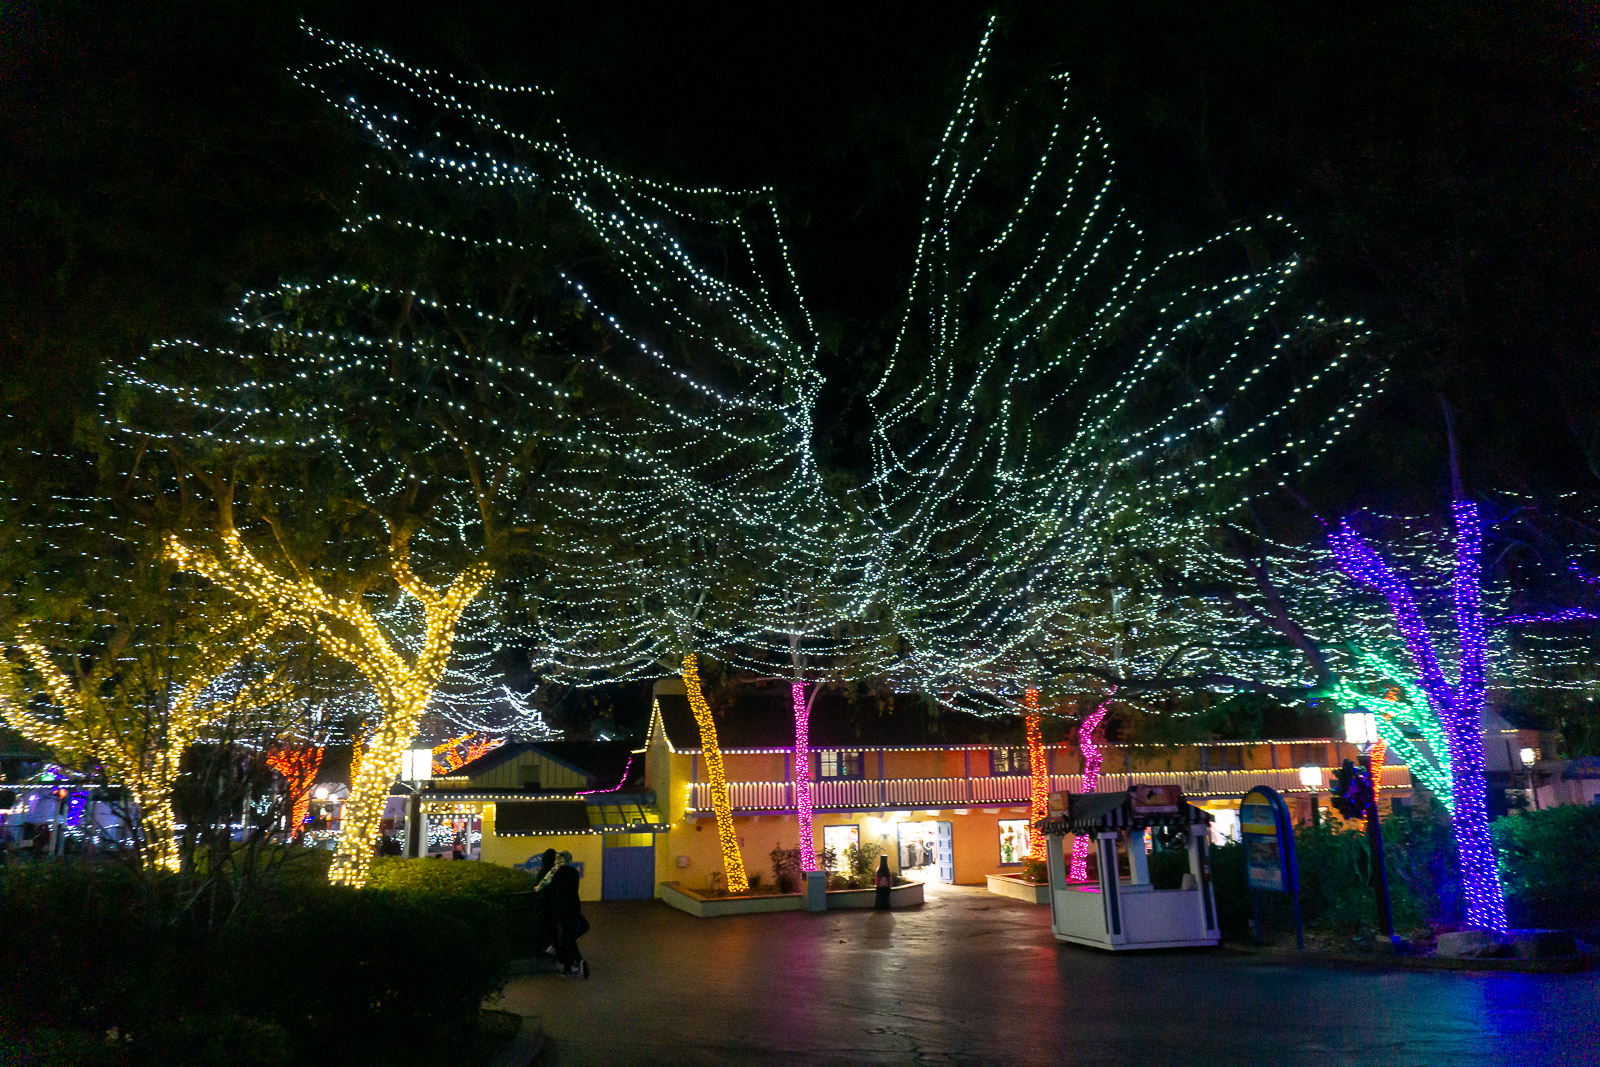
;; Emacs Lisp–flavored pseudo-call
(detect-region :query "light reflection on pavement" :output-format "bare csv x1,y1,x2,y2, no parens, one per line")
497,882,1600,1066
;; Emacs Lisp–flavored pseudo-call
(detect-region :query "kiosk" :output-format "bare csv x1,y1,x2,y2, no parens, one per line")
1036,787,1219,951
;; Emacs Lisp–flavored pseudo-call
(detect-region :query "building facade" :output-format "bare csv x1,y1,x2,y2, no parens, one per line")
425,686,1416,899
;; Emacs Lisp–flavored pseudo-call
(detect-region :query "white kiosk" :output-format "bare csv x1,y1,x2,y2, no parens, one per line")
1037,786,1219,951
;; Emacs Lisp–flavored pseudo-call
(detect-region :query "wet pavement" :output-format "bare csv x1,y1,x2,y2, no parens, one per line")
496,881,1600,1066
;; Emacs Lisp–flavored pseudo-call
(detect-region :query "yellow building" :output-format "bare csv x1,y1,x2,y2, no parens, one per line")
413,740,664,902
430,687,1413,899
643,687,1414,892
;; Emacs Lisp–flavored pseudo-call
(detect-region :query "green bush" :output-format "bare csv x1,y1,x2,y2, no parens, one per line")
366,854,535,901
1494,803,1600,929
841,843,882,888
0,859,517,1067
1204,797,1600,942
769,843,801,893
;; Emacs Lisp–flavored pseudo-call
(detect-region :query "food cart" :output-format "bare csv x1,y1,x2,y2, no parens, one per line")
1036,786,1219,951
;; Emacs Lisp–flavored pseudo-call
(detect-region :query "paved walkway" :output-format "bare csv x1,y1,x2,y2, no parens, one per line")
496,881,1600,1066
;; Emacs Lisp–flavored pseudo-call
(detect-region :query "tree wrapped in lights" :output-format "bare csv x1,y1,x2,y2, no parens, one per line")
1069,691,1113,881
3,619,290,872
1326,495,1600,932
265,741,324,837
1022,688,1048,862
1327,501,1511,930
165,524,492,886
0,435,304,873
861,20,1381,721
116,204,575,884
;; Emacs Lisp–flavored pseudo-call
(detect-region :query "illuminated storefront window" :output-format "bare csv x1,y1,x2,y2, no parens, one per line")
998,819,1030,864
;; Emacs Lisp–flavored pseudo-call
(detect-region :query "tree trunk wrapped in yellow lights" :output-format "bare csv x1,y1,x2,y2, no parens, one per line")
680,652,747,893
2,626,287,873
166,528,491,888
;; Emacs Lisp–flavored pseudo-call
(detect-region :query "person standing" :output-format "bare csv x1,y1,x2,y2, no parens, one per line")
531,848,559,960
550,850,589,978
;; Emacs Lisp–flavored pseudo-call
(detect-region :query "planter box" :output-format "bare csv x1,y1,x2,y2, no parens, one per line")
659,879,925,916
986,873,1050,904
824,881,925,910
660,882,804,918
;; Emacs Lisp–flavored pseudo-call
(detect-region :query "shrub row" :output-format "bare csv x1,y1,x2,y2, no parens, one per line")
1202,801,1600,941
0,857,535,1066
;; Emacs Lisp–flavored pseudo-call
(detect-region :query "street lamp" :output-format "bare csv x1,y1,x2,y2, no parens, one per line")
1518,747,1541,810
1298,765,1322,826
400,747,433,858
1343,712,1378,746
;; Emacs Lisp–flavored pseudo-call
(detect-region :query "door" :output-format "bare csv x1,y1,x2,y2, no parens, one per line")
935,821,955,883
602,845,656,900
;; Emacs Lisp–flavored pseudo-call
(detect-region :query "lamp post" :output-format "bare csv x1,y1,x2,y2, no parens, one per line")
1339,712,1395,944
400,748,433,858
1297,765,1322,826
1519,746,1541,810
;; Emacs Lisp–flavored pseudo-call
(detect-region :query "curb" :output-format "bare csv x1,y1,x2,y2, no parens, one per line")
488,1015,545,1067
1220,943,1600,973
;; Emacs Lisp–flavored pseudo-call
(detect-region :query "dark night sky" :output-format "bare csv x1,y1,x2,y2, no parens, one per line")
2,1,1597,744
4,1,1597,498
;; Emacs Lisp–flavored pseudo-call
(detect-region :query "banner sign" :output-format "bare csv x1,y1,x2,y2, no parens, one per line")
1129,783,1182,814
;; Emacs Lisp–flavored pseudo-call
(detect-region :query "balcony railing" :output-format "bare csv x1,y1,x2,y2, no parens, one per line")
686,765,1412,814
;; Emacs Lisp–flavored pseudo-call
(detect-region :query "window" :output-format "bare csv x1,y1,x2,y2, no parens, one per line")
822,824,859,871
998,819,1031,864
819,750,865,779
990,748,1027,775
1201,746,1244,771
1290,744,1326,769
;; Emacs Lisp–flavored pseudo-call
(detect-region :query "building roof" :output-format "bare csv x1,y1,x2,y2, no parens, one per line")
1037,790,1213,835
447,740,639,790
487,794,666,836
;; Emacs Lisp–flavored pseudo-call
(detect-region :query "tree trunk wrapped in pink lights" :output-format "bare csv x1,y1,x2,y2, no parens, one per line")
1069,692,1113,882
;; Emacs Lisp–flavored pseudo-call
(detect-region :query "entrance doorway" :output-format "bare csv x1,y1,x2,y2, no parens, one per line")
896,820,953,883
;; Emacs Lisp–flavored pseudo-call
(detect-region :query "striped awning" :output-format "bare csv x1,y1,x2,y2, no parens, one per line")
1035,790,1213,836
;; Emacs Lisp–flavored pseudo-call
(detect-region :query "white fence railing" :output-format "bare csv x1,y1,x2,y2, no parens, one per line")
687,764,1411,814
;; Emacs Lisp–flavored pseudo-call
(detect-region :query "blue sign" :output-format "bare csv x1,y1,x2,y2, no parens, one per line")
1240,786,1297,894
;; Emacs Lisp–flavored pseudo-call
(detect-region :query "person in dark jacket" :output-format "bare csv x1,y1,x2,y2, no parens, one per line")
530,848,559,959
549,850,588,978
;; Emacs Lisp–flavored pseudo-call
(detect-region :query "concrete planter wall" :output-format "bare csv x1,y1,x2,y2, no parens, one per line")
660,879,925,917
660,882,803,918
986,873,1050,904
823,881,925,909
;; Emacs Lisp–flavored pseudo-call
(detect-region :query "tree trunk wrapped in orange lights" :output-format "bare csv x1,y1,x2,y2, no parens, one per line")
166,526,490,888
1023,688,1049,863
265,742,325,837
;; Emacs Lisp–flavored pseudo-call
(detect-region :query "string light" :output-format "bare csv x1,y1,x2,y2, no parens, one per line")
1329,502,1512,932
792,682,816,871
682,653,747,892
266,743,325,833
1070,692,1112,881
1023,688,1047,863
